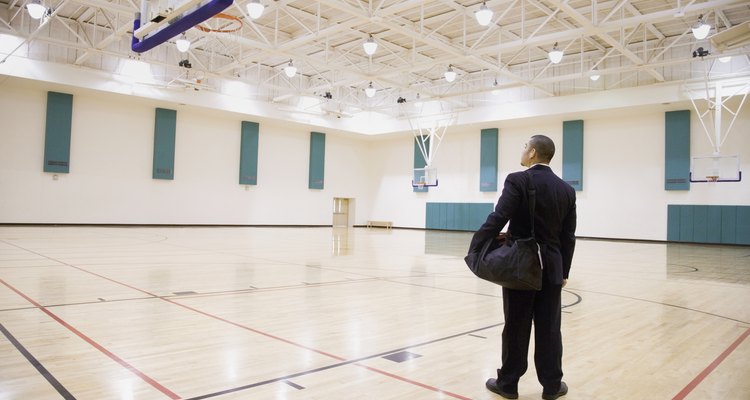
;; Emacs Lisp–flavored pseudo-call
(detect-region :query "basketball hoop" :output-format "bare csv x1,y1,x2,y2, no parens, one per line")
404,100,458,189
195,13,243,33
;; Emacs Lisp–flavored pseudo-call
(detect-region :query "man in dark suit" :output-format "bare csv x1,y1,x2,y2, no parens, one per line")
469,134,576,400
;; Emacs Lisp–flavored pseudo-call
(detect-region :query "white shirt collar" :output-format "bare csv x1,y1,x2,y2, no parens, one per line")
528,163,549,169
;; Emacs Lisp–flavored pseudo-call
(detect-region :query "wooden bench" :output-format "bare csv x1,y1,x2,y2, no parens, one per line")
367,220,393,229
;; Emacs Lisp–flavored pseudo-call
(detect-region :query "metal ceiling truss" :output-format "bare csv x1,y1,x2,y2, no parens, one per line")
1,0,749,119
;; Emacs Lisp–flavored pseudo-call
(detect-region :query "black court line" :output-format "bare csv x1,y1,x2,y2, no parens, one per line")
573,288,750,325
184,322,504,400
0,323,76,400
283,380,305,390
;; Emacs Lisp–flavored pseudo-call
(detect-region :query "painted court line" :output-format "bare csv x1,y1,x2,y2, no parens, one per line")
69,264,477,399
672,326,750,400
2,239,478,400
0,278,181,400
0,322,75,400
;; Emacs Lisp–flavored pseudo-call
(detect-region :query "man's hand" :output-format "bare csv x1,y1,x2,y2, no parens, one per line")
562,279,568,288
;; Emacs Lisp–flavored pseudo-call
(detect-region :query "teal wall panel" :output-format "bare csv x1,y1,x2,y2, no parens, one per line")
737,207,750,245
239,121,259,185
562,120,584,191
480,128,498,192
721,206,737,243
445,204,455,230
667,204,681,241
692,205,708,243
425,203,437,229
43,91,73,173
679,206,694,241
152,108,176,180
413,136,429,192
668,204,749,245
425,203,493,231
706,206,722,244
309,132,325,189
665,110,691,190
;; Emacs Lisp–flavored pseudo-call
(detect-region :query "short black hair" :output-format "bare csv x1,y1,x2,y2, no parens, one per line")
529,135,555,162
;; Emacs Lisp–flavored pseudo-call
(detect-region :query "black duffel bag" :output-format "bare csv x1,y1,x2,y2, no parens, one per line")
464,171,543,291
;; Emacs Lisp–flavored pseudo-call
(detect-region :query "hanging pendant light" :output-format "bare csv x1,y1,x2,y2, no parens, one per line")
691,15,710,40
175,33,190,53
548,42,563,64
363,35,378,56
475,2,493,26
26,0,47,19
444,65,456,82
284,60,297,78
589,68,600,81
365,82,376,98
246,0,264,19
491,79,500,95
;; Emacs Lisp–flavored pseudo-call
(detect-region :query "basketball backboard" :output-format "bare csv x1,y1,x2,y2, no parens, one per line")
690,154,742,183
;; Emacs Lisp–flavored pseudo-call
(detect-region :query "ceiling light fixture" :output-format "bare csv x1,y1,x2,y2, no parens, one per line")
284,60,297,78
590,68,600,81
719,56,731,63
363,35,378,56
175,33,190,53
491,79,500,95
246,0,264,19
365,82,376,98
444,65,456,82
475,2,493,26
26,0,47,19
548,42,563,64
691,14,710,40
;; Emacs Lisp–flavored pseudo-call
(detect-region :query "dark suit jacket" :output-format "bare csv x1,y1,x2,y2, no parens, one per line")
469,164,577,284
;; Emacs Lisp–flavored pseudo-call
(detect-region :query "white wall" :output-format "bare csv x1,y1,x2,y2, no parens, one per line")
0,78,373,225
1,77,748,240
367,105,750,240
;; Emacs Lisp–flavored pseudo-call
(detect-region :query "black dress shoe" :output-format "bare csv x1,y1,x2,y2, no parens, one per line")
542,381,568,400
485,378,519,399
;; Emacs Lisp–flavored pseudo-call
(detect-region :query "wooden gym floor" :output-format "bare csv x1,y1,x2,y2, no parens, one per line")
1,226,749,400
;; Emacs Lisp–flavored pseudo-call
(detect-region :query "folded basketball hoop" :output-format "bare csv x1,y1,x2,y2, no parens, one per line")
405,101,458,190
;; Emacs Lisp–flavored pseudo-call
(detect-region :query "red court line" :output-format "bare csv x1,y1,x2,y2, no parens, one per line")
69,265,472,399
672,326,750,400
356,363,472,400
0,278,181,400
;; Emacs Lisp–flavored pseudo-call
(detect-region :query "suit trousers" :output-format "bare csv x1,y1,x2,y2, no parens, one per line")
496,280,563,394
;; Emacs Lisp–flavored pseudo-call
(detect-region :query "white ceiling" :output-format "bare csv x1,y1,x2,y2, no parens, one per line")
1,0,749,134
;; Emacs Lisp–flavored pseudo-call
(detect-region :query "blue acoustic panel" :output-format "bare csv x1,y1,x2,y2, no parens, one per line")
425,203,494,231
692,205,708,243
413,136,430,193
665,110,690,190
445,203,455,230
425,203,439,229
667,204,681,241
706,206,722,244
239,121,259,185
562,120,584,191
480,128,498,192
737,206,750,245
721,206,737,244
470,203,493,231
309,132,325,189
43,91,73,173
678,205,694,242
153,108,176,180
